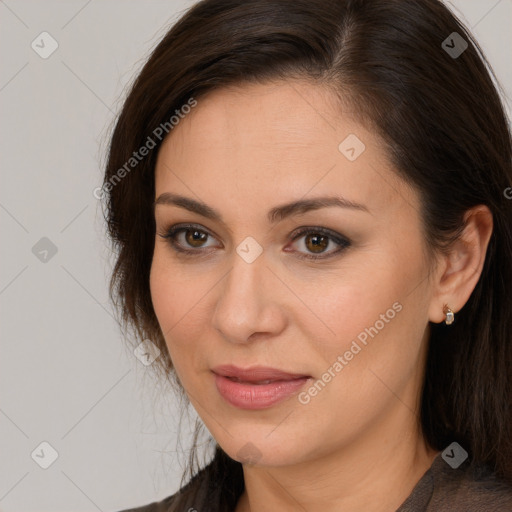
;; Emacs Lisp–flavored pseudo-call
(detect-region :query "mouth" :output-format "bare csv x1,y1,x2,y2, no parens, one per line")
212,364,311,383
211,365,312,409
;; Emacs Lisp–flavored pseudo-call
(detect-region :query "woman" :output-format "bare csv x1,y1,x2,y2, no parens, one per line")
104,0,512,510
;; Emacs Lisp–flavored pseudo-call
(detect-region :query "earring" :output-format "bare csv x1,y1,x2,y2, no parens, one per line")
443,305,455,325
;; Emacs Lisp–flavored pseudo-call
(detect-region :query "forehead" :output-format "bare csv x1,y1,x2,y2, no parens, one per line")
154,80,419,219
164,81,344,158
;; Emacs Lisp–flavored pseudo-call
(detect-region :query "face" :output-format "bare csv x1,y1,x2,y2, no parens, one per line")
150,80,436,468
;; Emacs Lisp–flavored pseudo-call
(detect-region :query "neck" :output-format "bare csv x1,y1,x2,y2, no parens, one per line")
235,409,440,512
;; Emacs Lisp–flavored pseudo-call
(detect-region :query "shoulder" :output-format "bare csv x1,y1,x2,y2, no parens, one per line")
428,453,512,511
114,488,201,512
115,483,212,512
114,485,209,512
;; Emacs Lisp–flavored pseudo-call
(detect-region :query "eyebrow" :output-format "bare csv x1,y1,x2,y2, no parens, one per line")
154,192,370,224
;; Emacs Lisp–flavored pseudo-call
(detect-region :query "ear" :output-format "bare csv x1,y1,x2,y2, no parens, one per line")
428,205,493,324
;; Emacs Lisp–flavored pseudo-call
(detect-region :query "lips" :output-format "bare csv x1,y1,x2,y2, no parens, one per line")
212,364,310,383
212,366,312,409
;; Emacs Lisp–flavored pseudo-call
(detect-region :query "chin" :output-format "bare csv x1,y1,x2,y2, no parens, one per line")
217,431,312,467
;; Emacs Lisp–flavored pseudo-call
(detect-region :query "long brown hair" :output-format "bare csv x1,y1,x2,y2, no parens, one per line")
102,0,512,507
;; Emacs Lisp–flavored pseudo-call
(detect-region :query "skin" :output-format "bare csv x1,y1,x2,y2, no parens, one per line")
149,80,493,511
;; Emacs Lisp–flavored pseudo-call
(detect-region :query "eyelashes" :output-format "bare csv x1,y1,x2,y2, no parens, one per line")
157,223,351,261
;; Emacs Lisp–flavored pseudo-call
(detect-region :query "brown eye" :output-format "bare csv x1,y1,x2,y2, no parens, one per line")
304,233,329,254
289,227,351,261
184,228,209,248
158,224,219,255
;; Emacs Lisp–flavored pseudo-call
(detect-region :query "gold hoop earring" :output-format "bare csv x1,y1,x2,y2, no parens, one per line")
443,305,455,325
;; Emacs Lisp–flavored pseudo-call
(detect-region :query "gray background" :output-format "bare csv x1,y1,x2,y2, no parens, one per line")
0,1,510,511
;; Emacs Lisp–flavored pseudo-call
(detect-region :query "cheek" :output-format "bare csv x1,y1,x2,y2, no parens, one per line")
304,240,428,370
149,255,179,334
149,251,212,374
302,261,403,356
149,246,205,330
302,254,429,411
150,254,189,352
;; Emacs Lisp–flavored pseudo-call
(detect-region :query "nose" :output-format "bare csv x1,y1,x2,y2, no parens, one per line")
211,250,287,344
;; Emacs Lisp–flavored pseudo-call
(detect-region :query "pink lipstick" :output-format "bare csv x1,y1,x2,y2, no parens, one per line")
212,365,311,410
